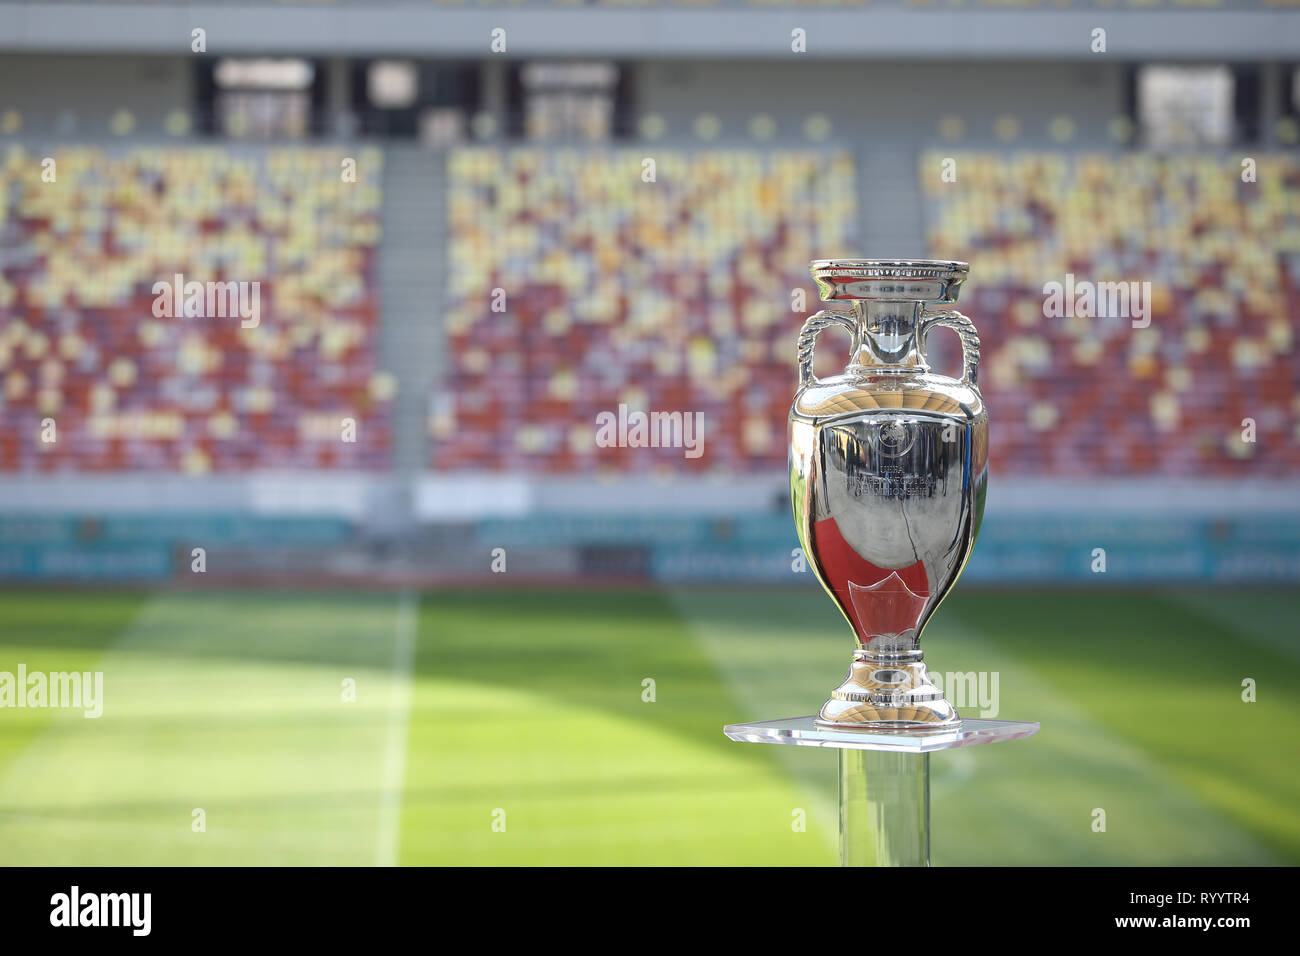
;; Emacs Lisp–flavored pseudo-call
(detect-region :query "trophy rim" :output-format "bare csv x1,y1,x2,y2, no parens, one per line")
810,258,970,276
810,259,970,301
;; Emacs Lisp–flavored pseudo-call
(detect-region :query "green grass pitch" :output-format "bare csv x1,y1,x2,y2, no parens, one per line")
0,585,1295,865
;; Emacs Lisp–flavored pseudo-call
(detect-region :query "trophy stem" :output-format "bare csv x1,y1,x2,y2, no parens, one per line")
839,749,930,867
817,652,961,729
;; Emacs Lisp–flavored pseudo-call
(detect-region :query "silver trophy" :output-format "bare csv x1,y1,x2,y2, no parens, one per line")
790,259,987,729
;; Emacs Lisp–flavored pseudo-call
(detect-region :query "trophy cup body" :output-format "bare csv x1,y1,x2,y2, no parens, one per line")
790,260,987,729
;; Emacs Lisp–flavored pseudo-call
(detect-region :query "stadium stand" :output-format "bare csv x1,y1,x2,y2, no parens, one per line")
432,147,859,473
0,144,392,472
435,146,1300,478
921,151,1300,477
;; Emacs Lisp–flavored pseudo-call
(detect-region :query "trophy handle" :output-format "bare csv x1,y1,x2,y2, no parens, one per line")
797,310,858,388
919,309,981,387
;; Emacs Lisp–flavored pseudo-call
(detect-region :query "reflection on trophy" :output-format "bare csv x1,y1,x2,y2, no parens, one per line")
789,259,988,729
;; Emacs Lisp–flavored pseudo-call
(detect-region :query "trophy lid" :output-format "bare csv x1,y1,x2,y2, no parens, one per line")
811,259,969,303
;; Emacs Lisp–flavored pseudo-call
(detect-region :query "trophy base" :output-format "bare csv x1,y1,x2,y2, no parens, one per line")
816,655,960,731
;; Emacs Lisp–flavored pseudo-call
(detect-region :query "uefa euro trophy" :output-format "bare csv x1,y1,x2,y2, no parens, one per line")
727,258,1034,866
789,259,987,730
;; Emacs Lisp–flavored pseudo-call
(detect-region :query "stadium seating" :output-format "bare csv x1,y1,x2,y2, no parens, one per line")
433,147,859,473
8,140,1295,481
920,150,1300,477
438,146,1300,478
0,145,391,472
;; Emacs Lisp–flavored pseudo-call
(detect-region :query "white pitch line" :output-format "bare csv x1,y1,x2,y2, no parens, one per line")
376,590,417,867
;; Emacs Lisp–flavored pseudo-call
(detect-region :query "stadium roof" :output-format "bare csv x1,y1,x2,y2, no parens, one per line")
1,5,1298,59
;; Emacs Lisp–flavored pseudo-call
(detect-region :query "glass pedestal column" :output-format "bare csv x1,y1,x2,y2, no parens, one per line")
724,716,1038,867
840,749,930,867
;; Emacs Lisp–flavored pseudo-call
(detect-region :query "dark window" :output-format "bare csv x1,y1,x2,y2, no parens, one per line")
206,58,319,140
352,61,480,142
1136,65,1234,148
507,61,627,142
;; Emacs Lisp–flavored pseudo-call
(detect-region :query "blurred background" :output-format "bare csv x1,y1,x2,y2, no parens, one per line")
0,0,1297,866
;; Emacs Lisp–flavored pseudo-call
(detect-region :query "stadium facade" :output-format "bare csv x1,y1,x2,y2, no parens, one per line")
0,1,1298,585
